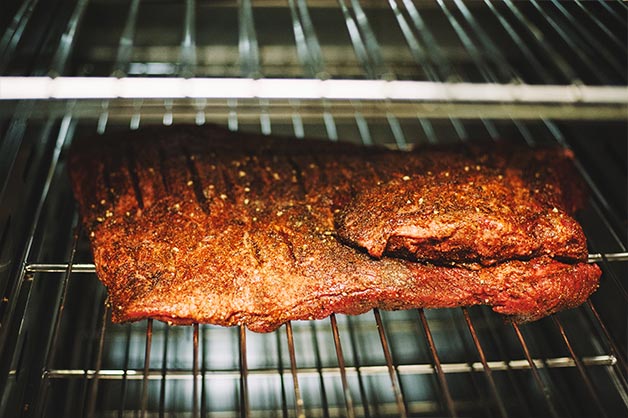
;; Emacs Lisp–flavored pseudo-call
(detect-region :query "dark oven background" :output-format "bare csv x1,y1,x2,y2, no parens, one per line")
0,1,626,417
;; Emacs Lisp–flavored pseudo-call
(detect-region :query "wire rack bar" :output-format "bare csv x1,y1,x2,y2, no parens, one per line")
462,308,508,418
479,308,534,417
338,0,374,80
403,0,454,81
291,104,304,138
48,0,90,77
418,309,457,417
129,98,142,130
484,0,552,83
159,323,170,417
529,0,608,85
288,0,313,78
588,203,627,258
552,316,608,418
345,317,371,417
373,309,407,417
599,0,628,26
588,252,628,263
259,98,271,135
193,323,199,418
354,111,372,146
180,0,197,77
285,322,305,418
140,319,153,418
35,223,80,416
594,251,628,303
273,330,289,417
85,301,109,417
349,0,389,79
330,314,356,418
309,322,331,417
112,0,140,77
226,98,238,131
0,0,39,74
31,354,618,380
447,311,493,418
445,0,550,157
512,323,562,418
454,0,516,82
576,0,625,53
389,0,435,81
24,252,628,274
0,112,72,354
297,0,325,77
97,100,109,134
288,0,324,78
545,120,627,256
0,112,29,208
437,0,493,83
498,1,622,84
586,300,628,374
193,98,206,126
239,325,250,418
200,325,208,417
238,0,260,78
417,117,437,144
503,0,577,84
386,112,408,149
551,0,624,78
118,325,132,417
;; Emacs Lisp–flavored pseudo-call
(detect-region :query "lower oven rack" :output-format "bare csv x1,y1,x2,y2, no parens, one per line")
0,117,626,418
10,251,628,418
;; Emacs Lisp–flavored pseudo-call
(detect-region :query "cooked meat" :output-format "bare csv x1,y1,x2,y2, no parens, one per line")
68,124,600,332
335,145,588,265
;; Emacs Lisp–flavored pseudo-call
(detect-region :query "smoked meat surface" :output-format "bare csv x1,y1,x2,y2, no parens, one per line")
68,125,600,332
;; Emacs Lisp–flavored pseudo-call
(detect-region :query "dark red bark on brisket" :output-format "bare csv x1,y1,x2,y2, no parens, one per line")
68,124,600,332
335,145,588,265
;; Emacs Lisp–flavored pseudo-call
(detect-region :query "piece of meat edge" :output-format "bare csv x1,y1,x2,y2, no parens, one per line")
335,144,589,265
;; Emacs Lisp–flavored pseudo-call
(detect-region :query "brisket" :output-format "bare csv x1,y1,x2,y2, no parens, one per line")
68,125,600,332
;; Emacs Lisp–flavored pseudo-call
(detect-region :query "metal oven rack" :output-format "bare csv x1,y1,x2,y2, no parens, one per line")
0,1,626,417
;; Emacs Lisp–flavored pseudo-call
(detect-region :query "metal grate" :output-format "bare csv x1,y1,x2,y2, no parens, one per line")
0,117,625,417
0,1,626,417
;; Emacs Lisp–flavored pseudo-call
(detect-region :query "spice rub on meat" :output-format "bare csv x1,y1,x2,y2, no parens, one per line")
68,124,600,332
335,145,588,266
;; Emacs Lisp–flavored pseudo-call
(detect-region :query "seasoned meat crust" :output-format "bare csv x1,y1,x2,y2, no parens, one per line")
335,145,588,265
68,124,600,332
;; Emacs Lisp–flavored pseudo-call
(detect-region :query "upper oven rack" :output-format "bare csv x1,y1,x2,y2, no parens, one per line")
0,0,626,122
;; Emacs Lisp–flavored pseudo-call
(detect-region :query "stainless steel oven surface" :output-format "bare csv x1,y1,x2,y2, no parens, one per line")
0,1,626,417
